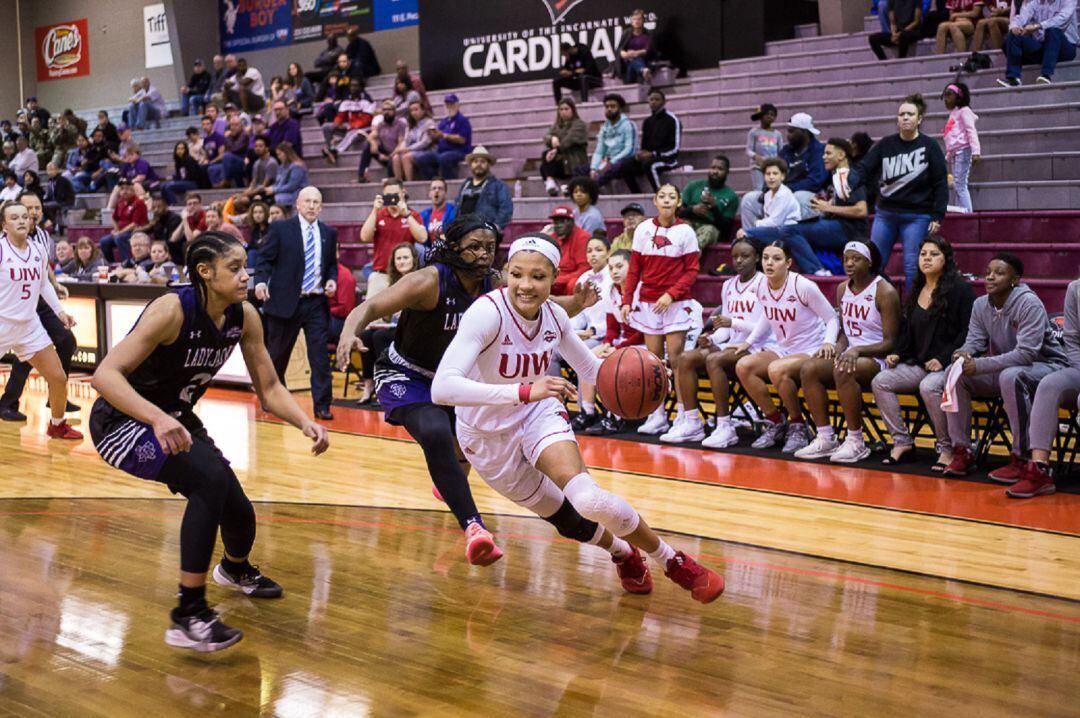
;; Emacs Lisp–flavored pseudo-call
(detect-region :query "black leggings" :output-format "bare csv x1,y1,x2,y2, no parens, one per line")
360,327,395,380
393,402,480,530
160,437,257,574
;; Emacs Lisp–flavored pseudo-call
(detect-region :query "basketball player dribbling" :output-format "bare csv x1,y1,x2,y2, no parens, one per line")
335,215,608,570
432,233,725,603
0,200,82,439
90,232,330,652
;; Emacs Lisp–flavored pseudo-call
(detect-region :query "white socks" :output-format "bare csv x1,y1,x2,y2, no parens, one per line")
607,537,633,560
848,429,864,444
647,540,676,566
816,425,835,441
581,400,596,415
50,417,64,426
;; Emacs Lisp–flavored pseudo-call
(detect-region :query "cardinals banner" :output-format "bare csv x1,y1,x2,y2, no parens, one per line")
36,18,91,82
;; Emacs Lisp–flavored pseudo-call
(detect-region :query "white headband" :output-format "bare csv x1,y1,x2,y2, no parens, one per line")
509,235,561,268
844,241,872,262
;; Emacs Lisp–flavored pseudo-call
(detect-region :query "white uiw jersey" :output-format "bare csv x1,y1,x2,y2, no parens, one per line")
714,272,767,348
840,276,884,347
0,234,51,323
432,287,601,434
753,272,837,356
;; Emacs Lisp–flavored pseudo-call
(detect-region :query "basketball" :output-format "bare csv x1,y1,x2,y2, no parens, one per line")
596,347,668,420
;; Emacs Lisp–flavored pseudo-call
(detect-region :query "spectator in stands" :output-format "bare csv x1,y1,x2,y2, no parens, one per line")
780,138,869,276
679,155,739,249
225,57,266,113
117,144,159,191
47,114,78,168
286,62,316,110
549,205,593,295
617,8,655,83
997,0,1076,86
936,0,984,53
271,141,308,207
10,135,38,178
740,113,825,229
70,130,106,192
610,89,681,194
222,115,251,185
395,60,430,113
333,51,360,85
870,0,925,58
540,97,589,197
111,231,154,282
737,158,801,242
391,76,422,117
0,120,15,145
203,204,245,243
392,101,436,182
169,193,207,257
794,242,901,463
553,41,603,104
162,141,207,205
420,177,456,243
70,236,106,280
243,134,278,202
312,34,345,83
180,58,211,116
245,201,271,267
55,238,74,270
610,201,646,252
455,146,513,230
24,97,49,126
96,111,120,149
746,103,784,192
203,55,227,109
320,79,376,165
197,115,234,188
62,134,87,182
941,82,980,213
941,253,1067,477
0,171,20,202
42,163,74,231
360,178,427,297
567,176,604,234
100,179,148,262
328,260,359,345
565,234,613,431
346,26,382,78
144,240,182,285
414,94,472,180
859,94,948,287
61,109,86,137
590,94,637,189
849,131,877,211
872,236,974,468
268,100,303,157
204,103,227,136
1012,276,1080,497
265,76,297,119
130,77,166,130
21,170,44,201
358,99,407,183
146,194,182,261
974,0,1015,49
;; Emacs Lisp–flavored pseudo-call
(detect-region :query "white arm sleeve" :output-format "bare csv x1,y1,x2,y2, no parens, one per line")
802,277,840,344
729,317,756,334
554,305,603,384
743,314,771,347
431,299,521,408
40,264,64,316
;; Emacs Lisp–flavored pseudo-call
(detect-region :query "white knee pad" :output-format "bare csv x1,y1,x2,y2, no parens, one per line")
563,473,640,537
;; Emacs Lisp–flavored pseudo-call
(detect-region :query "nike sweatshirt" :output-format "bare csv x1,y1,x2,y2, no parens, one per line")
857,132,949,221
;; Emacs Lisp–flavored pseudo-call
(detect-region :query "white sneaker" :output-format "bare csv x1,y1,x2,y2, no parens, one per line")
544,177,559,196
793,433,840,459
702,421,739,449
813,268,833,277
781,423,811,454
637,407,671,435
1036,75,1052,85
660,416,705,443
830,436,871,464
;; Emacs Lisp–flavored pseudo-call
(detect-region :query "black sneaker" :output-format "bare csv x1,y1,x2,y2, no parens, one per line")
571,411,600,432
213,560,284,598
585,414,624,436
44,400,81,412
165,606,243,652
0,407,27,422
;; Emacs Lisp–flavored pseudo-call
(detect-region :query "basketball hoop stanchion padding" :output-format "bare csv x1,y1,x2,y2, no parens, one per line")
596,346,667,420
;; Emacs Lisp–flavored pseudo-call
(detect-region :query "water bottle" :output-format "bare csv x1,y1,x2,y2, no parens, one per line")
170,267,180,284
513,179,523,199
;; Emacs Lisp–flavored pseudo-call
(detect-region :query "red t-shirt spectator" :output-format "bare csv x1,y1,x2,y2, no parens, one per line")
114,196,149,231
329,263,358,319
551,225,592,295
186,210,207,233
370,207,422,272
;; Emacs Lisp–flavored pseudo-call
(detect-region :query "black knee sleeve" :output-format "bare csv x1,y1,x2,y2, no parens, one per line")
543,498,600,543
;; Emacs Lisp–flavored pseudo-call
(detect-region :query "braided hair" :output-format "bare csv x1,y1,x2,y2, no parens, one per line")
429,214,501,279
185,230,244,308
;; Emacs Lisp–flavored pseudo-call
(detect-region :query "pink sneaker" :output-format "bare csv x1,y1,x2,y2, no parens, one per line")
613,547,653,594
664,551,724,604
432,485,445,503
465,523,503,566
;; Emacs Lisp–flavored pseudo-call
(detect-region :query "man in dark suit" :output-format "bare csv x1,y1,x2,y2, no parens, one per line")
254,186,338,420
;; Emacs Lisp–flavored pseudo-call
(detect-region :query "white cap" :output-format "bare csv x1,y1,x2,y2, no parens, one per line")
789,112,820,136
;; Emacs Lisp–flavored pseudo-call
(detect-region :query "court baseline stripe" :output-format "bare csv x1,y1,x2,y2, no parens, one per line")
2,497,1078,619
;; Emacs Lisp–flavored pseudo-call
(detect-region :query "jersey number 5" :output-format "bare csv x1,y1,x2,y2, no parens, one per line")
20,283,30,300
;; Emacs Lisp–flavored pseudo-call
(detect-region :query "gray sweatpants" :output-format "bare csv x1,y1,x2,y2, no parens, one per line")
945,363,1060,454
870,364,949,454
1028,366,1080,453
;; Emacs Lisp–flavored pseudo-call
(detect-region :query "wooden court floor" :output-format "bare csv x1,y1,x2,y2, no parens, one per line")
1,381,1079,717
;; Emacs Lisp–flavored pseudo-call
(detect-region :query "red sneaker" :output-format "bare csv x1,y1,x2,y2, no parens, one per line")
664,551,724,604
942,444,975,476
465,523,503,566
987,454,1025,484
1006,461,1056,499
613,547,652,594
46,419,83,440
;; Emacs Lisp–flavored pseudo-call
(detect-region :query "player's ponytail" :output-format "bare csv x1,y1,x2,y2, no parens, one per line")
186,231,243,308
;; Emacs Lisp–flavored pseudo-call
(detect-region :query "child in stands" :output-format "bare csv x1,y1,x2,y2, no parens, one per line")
941,82,980,213
746,104,783,192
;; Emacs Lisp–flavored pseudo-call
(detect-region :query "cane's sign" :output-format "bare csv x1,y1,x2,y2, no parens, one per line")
36,19,91,81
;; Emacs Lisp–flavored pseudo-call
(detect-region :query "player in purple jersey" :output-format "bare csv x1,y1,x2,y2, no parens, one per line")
90,231,330,652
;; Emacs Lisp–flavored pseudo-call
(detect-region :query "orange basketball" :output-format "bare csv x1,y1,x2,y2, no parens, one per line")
596,347,668,420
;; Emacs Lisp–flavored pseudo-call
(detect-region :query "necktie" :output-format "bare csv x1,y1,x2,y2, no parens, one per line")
302,223,318,293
